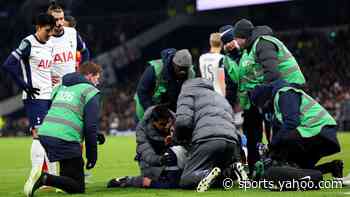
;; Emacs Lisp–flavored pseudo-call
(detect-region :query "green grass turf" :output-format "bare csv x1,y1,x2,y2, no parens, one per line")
0,133,349,197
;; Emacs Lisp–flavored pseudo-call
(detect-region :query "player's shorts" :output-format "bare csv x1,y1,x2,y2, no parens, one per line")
23,99,51,129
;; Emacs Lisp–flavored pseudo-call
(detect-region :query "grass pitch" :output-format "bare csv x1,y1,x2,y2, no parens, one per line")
0,133,349,197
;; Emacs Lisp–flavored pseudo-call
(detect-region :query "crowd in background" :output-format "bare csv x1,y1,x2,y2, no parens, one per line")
78,16,158,56
95,27,350,134
1,26,350,136
283,28,350,130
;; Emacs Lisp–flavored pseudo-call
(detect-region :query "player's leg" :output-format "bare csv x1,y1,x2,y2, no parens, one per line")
243,106,263,176
24,164,44,197
45,152,58,175
310,127,343,177
107,157,163,188
107,146,187,189
24,143,83,196
24,99,46,171
107,176,145,188
220,142,249,183
26,99,58,175
179,140,228,191
147,146,188,189
30,139,46,172
42,157,85,193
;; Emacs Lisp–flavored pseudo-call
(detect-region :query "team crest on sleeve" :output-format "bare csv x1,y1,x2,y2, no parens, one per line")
18,40,29,51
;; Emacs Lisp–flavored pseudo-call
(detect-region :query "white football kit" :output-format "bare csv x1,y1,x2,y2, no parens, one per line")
12,35,57,175
199,52,225,96
50,27,79,80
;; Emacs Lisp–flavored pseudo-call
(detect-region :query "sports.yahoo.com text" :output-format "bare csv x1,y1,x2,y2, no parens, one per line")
222,178,343,191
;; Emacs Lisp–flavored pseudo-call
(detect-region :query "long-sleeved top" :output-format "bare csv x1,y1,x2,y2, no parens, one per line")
246,26,282,83
2,34,53,100
271,90,301,146
76,32,90,63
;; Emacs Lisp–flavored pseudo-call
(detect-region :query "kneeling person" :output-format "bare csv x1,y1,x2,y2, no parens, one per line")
175,78,243,192
23,62,102,197
107,105,187,188
250,80,342,176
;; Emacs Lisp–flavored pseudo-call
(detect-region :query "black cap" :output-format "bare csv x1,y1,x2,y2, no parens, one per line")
219,25,234,45
233,18,254,39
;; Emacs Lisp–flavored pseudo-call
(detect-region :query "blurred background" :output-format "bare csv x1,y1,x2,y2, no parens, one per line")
0,0,349,136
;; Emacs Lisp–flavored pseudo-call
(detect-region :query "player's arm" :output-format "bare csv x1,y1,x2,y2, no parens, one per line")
198,55,205,78
1,39,31,90
224,68,238,107
76,32,90,64
271,90,301,147
136,66,156,111
218,58,226,96
83,94,100,169
136,123,163,166
256,39,281,83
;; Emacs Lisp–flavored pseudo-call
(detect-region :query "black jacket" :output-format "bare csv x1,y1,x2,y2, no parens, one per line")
136,48,186,113
250,80,338,148
246,26,282,83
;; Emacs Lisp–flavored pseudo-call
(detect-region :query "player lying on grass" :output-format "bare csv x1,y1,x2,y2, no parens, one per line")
174,78,248,192
249,79,343,190
107,104,188,188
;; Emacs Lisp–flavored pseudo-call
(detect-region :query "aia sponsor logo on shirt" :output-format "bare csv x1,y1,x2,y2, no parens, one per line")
38,59,52,69
53,51,74,64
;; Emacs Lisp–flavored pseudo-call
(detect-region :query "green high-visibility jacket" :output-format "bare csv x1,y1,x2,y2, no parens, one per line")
274,86,336,138
237,35,306,110
38,83,99,142
134,59,195,120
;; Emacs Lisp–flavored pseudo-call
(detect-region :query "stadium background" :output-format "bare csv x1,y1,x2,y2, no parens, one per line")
0,0,349,196
0,0,349,136
0,0,350,135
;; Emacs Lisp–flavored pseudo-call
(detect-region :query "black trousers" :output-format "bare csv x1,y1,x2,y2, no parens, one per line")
44,157,85,193
271,127,340,169
179,139,238,189
243,106,263,174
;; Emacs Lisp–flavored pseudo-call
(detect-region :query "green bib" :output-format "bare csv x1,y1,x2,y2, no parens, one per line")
223,55,240,84
238,35,306,109
39,83,99,142
134,59,195,120
274,87,336,138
